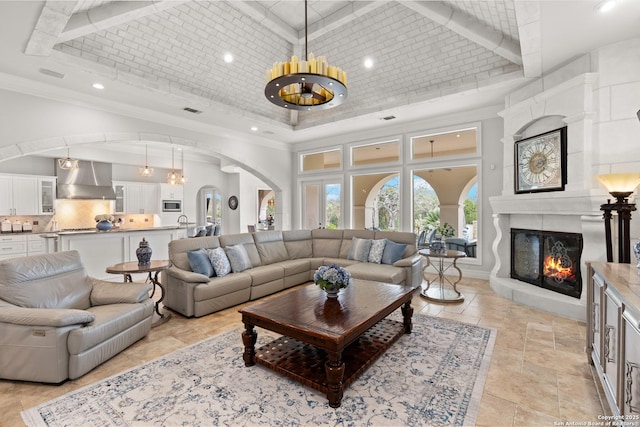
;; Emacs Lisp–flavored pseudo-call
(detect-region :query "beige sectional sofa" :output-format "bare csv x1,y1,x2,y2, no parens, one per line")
163,229,422,318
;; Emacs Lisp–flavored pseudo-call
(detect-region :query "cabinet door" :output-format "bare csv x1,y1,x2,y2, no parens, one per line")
126,184,142,214
141,184,159,214
38,177,56,215
624,311,640,415
604,287,623,410
592,273,605,365
114,182,126,214
12,176,38,215
0,176,11,215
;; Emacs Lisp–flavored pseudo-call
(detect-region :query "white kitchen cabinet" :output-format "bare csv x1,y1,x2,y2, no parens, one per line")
115,181,159,214
0,234,27,260
57,227,184,279
587,262,640,417
0,174,38,216
27,234,46,255
159,183,183,201
38,177,56,215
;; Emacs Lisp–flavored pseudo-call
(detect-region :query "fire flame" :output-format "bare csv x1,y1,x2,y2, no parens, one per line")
543,256,575,283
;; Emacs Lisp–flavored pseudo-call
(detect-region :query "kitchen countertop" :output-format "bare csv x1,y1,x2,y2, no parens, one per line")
40,226,188,237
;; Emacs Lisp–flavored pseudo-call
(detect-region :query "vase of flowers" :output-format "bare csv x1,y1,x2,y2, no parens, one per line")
429,222,455,254
95,214,114,231
314,264,351,298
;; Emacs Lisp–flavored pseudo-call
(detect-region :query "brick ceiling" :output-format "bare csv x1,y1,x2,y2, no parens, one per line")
26,0,523,132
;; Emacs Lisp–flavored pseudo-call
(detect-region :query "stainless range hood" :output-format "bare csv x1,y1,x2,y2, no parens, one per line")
56,160,116,200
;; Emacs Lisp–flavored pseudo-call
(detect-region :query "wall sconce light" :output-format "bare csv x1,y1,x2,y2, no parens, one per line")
596,173,640,263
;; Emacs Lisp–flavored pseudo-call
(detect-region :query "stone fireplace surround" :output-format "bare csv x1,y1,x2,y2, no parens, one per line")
489,191,604,322
489,39,640,322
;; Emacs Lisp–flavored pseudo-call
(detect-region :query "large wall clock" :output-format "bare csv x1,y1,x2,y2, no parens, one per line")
515,127,567,194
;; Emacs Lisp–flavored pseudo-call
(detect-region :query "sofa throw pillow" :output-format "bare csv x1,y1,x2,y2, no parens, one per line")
225,244,253,273
381,239,407,265
207,247,231,277
347,237,373,262
368,239,387,264
187,248,214,277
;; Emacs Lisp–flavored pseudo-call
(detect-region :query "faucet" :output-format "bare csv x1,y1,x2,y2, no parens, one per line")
177,215,189,227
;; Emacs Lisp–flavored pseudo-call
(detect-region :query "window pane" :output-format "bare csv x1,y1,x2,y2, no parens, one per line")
352,173,399,231
302,149,341,172
352,140,400,166
325,184,340,229
303,184,320,229
412,128,477,160
413,166,478,257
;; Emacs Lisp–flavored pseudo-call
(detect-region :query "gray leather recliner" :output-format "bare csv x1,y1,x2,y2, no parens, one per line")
0,250,154,383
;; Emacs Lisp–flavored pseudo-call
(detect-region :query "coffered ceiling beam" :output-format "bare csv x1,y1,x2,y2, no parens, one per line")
402,1,522,65
25,1,78,56
58,0,188,43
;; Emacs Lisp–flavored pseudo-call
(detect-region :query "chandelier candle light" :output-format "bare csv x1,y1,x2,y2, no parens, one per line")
264,0,347,110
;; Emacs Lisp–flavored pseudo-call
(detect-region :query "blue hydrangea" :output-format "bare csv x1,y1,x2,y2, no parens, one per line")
314,264,352,290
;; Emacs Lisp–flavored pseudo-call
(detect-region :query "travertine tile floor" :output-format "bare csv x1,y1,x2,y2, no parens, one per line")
0,276,607,427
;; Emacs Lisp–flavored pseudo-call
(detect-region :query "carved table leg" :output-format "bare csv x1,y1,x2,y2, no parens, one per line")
242,324,257,367
325,351,345,408
401,300,414,334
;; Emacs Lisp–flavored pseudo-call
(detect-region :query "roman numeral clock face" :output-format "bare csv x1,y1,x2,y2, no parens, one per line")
515,130,565,193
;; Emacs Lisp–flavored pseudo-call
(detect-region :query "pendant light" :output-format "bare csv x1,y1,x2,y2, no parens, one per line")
167,147,178,185
139,144,154,177
57,147,78,170
264,0,347,111
179,149,187,184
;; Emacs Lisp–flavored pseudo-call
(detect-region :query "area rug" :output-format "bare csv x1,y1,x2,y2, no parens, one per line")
22,314,495,427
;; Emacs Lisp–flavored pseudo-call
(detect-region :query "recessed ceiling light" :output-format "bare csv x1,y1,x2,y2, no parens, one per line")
364,58,374,69
224,53,234,63
596,0,616,12
92,83,104,90
250,126,258,131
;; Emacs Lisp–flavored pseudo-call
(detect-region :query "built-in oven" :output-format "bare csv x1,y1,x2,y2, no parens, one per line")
162,200,182,212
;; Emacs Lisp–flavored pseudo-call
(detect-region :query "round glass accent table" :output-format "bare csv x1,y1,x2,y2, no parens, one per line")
418,249,466,303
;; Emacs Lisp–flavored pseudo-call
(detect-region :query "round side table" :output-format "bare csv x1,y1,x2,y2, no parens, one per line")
419,249,466,303
106,260,172,326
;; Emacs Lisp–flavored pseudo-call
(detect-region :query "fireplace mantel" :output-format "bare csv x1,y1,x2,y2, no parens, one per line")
490,190,605,216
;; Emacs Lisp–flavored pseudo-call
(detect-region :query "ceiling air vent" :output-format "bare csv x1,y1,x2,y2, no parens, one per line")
381,115,396,121
39,68,65,79
183,107,203,114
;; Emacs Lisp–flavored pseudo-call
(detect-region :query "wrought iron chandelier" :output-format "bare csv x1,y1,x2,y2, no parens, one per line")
264,0,347,111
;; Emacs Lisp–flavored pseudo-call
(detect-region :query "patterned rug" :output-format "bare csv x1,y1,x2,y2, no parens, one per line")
22,314,495,427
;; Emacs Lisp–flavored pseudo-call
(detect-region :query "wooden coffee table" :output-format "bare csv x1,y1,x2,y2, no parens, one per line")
239,280,417,408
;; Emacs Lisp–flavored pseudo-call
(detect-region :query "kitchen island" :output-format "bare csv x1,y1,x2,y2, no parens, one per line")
41,226,188,279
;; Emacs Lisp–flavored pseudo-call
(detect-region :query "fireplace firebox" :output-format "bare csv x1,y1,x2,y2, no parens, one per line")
511,228,583,298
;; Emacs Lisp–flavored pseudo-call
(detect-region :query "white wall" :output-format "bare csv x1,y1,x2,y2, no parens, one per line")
0,89,294,230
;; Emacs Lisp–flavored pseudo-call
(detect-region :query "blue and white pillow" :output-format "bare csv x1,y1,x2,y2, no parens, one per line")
187,248,214,277
225,244,253,273
368,239,387,264
207,247,231,277
381,239,407,265
347,237,372,262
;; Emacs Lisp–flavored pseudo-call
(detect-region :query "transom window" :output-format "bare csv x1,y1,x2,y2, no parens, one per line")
411,128,477,160
301,149,341,172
